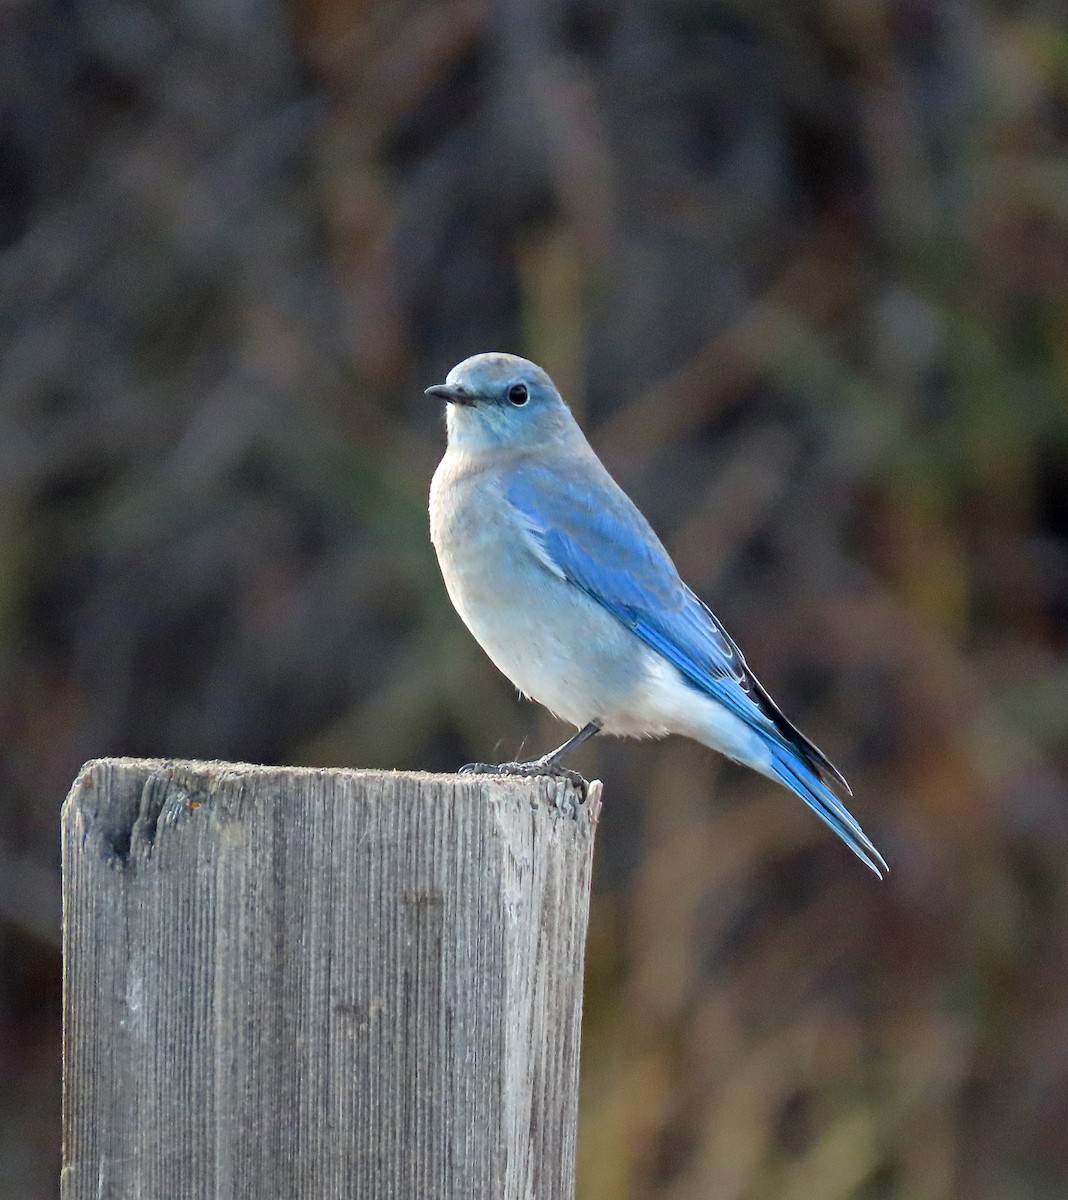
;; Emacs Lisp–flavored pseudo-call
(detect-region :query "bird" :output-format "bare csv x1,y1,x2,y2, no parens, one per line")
426,352,887,876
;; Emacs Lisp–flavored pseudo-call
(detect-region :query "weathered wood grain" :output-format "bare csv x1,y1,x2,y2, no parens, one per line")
61,759,600,1200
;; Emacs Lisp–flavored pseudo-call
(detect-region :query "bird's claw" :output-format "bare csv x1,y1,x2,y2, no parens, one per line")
460,759,589,798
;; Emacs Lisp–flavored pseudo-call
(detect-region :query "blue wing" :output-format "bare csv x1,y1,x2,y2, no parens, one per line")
506,463,886,877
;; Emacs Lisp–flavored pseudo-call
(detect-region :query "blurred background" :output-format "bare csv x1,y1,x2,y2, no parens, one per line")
3,0,1068,1196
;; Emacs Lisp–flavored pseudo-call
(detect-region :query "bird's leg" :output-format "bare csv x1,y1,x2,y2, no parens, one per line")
537,721,601,768
460,721,601,791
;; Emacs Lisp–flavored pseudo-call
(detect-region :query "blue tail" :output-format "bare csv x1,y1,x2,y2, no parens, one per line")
767,744,887,877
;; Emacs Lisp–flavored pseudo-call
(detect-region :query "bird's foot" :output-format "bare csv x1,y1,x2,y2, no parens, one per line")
460,758,589,797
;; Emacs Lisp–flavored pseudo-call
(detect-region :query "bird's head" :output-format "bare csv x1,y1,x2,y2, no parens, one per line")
426,353,578,456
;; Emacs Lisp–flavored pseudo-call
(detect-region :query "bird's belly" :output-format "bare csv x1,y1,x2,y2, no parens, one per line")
434,516,653,730
446,543,772,760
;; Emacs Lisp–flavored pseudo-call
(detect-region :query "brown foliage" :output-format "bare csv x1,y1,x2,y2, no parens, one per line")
2,0,1068,1196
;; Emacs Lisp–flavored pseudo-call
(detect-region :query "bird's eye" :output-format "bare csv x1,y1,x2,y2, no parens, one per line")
508,383,529,406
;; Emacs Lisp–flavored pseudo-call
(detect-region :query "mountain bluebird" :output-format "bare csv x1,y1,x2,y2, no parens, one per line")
427,353,886,876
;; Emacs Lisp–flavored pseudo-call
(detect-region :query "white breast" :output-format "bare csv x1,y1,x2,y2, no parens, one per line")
430,450,652,730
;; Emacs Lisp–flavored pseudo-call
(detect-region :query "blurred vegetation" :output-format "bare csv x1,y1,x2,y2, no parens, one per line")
3,0,1068,1196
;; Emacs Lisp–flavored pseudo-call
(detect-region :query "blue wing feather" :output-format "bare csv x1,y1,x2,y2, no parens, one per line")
506,464,886,876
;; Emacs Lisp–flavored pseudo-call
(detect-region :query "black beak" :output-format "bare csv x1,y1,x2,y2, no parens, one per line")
425,383,474,405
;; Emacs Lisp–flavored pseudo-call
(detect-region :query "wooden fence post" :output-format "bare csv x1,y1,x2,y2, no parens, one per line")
61,758,600,1200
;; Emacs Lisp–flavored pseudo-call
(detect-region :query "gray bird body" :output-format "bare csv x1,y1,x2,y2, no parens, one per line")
427,352,886,875
430,436,696,737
